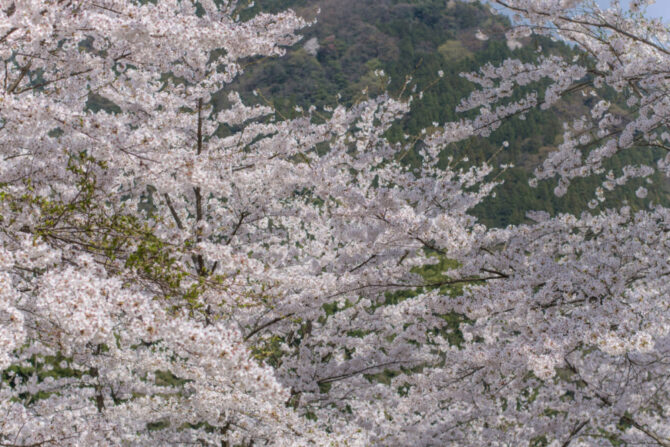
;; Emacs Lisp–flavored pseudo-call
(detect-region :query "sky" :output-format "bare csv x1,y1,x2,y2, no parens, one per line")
490,1,670,22
596,0,670,21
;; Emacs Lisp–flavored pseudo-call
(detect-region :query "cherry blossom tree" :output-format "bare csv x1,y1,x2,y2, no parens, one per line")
379,0,670,445
2,0,670,446
0,0,492,445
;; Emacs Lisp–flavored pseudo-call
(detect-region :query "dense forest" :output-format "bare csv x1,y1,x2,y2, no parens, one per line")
230,0,669,226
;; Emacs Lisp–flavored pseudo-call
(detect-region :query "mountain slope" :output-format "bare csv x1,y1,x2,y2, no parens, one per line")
228,0,669,226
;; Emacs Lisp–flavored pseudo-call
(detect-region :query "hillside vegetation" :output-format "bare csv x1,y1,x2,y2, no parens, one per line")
231,0,669,226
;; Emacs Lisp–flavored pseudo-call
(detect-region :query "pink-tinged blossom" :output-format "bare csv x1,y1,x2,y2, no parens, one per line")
2,0,670,445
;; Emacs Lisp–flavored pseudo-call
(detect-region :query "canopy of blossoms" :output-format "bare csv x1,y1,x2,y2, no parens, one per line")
0,0,669,446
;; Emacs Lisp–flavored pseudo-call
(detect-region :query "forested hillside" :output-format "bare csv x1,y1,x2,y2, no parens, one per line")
232,0,669,226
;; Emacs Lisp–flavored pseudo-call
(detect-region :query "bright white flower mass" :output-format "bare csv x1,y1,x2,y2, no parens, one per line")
1,0,670,446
